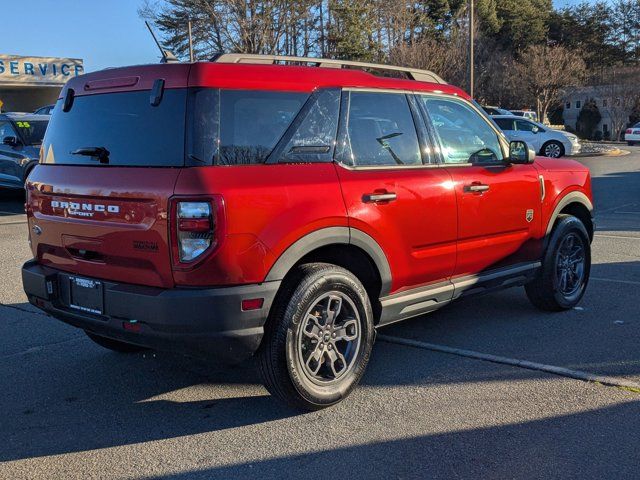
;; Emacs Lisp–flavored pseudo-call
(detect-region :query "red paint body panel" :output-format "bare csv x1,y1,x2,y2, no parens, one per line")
30,61,594,301
26,165,179,288
61,62,468,98
335,164,457,293
447,163,543,277
172,164,348,286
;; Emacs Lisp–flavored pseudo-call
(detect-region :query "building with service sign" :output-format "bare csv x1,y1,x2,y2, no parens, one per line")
0,55,84,112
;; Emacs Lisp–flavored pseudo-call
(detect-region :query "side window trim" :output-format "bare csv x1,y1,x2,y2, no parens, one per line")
406,94,435,165
266,87,341,164
413,95,448,165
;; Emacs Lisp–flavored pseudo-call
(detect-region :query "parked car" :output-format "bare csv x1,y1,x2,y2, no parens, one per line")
510,110,538,121
624,123,640,146
34,104,55,115
0,113,48,189
482,105,512,116
22,55,594,410
493,115,581,158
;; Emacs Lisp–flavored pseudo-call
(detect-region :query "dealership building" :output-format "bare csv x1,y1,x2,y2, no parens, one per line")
0,54,84,112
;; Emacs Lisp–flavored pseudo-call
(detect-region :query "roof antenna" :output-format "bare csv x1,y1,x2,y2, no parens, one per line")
145,20,179,63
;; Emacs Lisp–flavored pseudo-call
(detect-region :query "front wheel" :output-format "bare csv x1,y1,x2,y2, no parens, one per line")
525,215,591,311
258,263,375,410
541,141,565,158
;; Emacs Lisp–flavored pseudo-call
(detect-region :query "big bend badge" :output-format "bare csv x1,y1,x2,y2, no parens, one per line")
525,209,534,222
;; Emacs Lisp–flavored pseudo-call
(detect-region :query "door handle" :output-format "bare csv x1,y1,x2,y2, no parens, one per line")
463,183,490,194
362,192,397,203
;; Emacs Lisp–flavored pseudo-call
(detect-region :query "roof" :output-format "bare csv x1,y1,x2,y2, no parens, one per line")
0,112,50,121
61,61,468,99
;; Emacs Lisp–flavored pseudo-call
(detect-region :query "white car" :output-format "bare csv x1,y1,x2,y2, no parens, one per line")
624,123,640,146
510,110,538,122
493,115,581,158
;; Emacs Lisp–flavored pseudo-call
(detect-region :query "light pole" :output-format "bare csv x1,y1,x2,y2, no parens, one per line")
468,0,474,99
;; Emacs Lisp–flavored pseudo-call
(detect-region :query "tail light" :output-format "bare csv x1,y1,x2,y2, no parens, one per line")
170,196,225,269
626,129,633,134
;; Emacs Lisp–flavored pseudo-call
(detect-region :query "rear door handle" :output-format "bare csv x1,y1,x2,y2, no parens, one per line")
463,183,490,194
362,192,397,203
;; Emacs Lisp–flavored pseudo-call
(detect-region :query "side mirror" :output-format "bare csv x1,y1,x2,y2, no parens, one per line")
508,141,535,164
531,126,539,134
2,136,19,147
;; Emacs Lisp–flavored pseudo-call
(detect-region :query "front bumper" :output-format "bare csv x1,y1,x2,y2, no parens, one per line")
564,139,581,156
22,260,281,362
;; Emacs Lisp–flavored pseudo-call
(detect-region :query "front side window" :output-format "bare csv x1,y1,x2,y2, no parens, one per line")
343,91,421,166
0,121,17,141
421,96,504,164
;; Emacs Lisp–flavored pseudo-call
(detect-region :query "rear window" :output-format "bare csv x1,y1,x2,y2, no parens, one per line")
41,89,187,166
188,89,308,165
14,120,48,145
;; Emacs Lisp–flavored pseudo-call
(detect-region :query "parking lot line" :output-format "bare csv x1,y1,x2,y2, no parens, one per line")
591,276,640,286
0,221,27,226
594,233,640,240
378,334,640,393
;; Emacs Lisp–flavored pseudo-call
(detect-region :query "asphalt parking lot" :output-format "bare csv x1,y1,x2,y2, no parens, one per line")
1,150,640,479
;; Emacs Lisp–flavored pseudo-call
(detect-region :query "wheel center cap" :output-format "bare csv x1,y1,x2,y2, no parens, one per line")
323,333,331,342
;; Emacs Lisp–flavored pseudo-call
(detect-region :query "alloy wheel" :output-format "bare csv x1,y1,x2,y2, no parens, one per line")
544,142,562,158
555,233,586,296
296,291,361,385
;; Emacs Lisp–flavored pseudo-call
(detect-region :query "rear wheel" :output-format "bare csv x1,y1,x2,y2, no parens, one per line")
258,263,375,410
525,215,590,311
541,141,565,158
85,331,146,353
628,141,635,146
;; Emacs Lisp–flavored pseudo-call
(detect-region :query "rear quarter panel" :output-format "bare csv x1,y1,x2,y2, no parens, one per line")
172,164,348,286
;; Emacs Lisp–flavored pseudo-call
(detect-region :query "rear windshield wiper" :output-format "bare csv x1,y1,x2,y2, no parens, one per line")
71,146,110,164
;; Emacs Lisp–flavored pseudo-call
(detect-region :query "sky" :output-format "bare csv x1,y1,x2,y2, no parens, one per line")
2,0,605,73
2,0,161,72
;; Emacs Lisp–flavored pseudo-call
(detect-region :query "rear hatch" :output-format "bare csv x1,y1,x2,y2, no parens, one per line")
26,64,191,288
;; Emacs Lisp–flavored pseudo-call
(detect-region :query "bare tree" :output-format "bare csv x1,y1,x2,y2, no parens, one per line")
515,45,586,122
593,67,640,139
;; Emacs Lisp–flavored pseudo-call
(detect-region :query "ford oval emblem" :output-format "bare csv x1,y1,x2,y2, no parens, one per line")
32,225,43,236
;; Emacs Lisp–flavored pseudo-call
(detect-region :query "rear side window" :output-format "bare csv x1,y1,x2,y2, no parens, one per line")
14,120,48,145
42,90,187,166
188,90,308,165
342,92,421,166
494,118,514,131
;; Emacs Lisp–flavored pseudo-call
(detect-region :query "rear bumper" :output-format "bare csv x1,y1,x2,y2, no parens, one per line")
22,260,280,363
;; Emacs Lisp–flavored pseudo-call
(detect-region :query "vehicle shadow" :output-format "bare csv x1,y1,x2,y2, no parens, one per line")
3,255,640,463
150,400,640,479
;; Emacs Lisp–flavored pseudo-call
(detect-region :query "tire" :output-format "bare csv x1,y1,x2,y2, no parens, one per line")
541,141,565,158
525,215,591,311
258,263,375,410
85,331,147,353
628,141,635,146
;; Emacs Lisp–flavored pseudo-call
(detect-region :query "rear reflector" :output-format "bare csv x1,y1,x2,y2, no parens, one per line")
241,298,264,311
123,321,142,333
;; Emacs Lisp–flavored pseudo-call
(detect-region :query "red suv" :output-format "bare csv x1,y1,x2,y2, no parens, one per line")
22,55,594,410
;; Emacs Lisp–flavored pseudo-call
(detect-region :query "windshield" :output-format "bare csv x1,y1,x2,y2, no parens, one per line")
13,120,48,146
41,89,187,166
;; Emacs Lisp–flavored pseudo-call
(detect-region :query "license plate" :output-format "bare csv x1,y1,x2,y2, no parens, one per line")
69,276,103,315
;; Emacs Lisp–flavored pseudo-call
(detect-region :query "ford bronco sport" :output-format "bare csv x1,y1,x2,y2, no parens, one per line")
22,54,594,410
